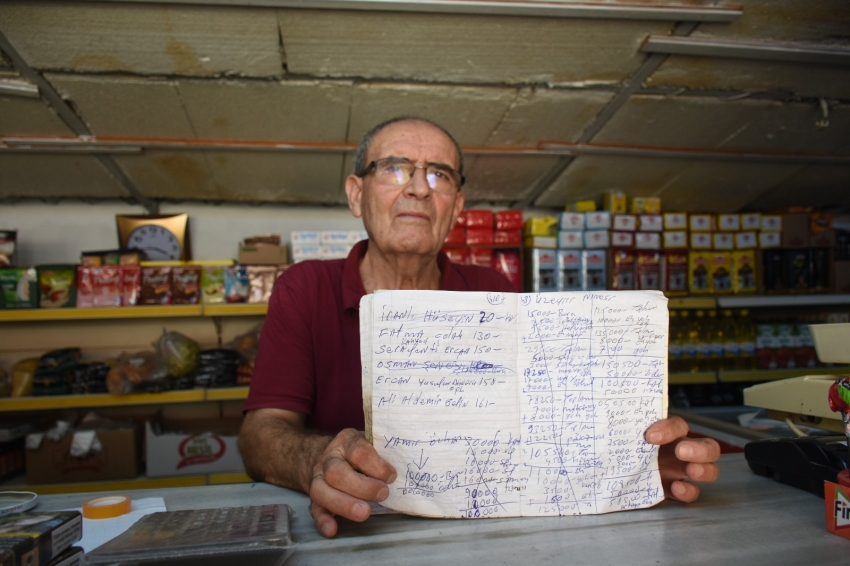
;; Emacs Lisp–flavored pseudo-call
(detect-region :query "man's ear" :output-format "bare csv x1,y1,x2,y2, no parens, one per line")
345,174,364,218
451,190,465,226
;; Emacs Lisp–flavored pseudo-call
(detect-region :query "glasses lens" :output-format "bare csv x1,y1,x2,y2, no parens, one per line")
425,166,459,194
372,158,459,193
375,159,413,186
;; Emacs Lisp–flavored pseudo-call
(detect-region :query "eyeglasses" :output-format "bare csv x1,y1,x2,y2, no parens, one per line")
356,157,464,194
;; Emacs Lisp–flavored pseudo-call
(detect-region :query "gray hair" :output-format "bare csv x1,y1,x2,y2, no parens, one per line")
352,116,465,178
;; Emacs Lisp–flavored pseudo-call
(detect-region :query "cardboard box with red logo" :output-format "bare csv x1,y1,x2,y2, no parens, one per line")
825,479,850,540
145,413,244,478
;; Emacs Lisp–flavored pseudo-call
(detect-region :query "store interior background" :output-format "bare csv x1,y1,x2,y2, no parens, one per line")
1,0,848,267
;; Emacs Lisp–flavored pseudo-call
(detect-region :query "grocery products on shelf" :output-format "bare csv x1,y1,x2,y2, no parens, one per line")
443,209,523,292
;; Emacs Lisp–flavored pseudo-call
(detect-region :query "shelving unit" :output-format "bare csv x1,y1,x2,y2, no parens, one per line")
9,471,254,496
0,387,249,413
0,303,268,322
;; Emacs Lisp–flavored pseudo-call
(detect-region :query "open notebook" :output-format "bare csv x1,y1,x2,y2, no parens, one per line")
361,290,668,518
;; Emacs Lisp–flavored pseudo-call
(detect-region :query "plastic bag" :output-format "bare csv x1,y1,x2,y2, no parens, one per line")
224,323,262,365
106,351,168,394
154,329,200,377
12,358,39,397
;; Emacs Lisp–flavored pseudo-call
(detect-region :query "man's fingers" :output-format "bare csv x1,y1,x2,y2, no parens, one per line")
342,433,398,484
309,499,339,539
674,437,722,463
321,451,391,503
667,480,701,503
645,415,689,445
309,472,373,524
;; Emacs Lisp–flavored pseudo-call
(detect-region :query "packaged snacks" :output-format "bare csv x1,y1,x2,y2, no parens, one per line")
38,265,77,309
247,266,277,303
122,265,141,306
154,330,200,378
225,266,249,303
140,266,172,305
171,266,201,305
201,266,225,304
0,230,16,267
0,268,37,309
90,266,122,307
107,351,168,394
193,349,241,388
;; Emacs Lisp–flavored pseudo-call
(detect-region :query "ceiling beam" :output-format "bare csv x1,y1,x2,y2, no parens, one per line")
642,35,850,66
82,0,743,22
0,30,159,214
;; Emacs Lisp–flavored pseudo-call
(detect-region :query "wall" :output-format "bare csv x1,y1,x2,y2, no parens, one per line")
0,202,366,265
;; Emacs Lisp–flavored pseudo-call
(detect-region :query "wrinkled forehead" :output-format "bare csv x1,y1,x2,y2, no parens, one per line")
368,120,460,169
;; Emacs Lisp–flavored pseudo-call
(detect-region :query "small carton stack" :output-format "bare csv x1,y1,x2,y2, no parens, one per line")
444,209,523,292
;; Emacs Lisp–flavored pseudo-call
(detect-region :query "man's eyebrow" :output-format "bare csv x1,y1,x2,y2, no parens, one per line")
380,155,459,171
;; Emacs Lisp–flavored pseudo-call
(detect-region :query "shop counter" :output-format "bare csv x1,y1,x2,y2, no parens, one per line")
37,454,846,565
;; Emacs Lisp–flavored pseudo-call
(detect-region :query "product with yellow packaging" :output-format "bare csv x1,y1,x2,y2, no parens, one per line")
523,216,558,237
709,252,733,294
688,251,712,294
732,250,757,294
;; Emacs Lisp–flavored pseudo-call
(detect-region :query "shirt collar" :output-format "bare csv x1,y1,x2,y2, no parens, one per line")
341,239,460,312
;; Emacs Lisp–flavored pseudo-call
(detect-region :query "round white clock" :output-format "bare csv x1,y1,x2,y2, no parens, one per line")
128,224,182,260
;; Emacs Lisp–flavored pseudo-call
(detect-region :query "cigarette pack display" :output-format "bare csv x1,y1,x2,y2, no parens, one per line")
662,231,687,249
171,266,201,304
494,210,524,231
783,249,813,293
494,251,522,292
741,213,761,230
567,199,596,212
583,250,606,291
762,249,786,293
585,211,611,230
0,511,82,566
583,230,609,249
463,210,494,229
37,265,76,309
713,233,735,250
443,248,468,264
91,266,124,307
663,251,689,296
556,250,583,292
0,268,37,309
636,251,662,291
559,212,584,231
528,249,557,292
523,236,557,249
709,252,733,294
644,197,661,214
638,215,663,232
718,214,741,231
611,249,636,290
688,251,712,294
290,231,320,245
557,231,583,249
468,247,494,268
224,266,249,303
121,265,141,306
493,229,522,246
690,232,712,250
732,251,757,294
634,232,661,250
611,231,634,248
761,215,782,232
612,214,637,231
524,217,558,237
444,227,465,245
689,214,714,232
663,213,688,230
465,228,494,246
201,266,225,304
140,266,171,305
735,231,758,249
628,197,646,214
603,190,626,213
759,232,781,248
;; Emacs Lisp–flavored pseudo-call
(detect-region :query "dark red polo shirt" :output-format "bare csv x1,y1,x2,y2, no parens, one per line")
244,239,514,433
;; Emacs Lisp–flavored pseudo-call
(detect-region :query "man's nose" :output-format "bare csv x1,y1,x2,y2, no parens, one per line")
403,167,432,198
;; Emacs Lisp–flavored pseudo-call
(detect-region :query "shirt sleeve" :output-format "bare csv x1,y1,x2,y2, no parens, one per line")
243,264,317,416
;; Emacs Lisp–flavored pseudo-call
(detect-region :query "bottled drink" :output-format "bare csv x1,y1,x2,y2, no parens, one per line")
737,309,757,370
719,309,739,372
707,309,723,373
692,310,711,372
680,310,696,373
668,310,682,374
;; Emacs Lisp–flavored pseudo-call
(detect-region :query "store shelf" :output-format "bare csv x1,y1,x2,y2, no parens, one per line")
668,298,716,310
0,305,203,322
0,390,206,412
718,366,848,383
204,387,250,401
717,294,850,308
8,471,254,496
669,372,718,385
203,304,268,317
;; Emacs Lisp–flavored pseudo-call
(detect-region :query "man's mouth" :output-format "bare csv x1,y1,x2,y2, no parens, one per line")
396,211,430,221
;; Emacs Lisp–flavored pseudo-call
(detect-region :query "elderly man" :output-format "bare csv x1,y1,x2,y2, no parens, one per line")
239,116,720,539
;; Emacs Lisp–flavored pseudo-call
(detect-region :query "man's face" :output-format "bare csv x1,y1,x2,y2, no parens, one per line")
346,121,465,258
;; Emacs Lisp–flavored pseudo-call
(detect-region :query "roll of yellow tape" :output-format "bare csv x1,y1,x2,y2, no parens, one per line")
83,495,132,519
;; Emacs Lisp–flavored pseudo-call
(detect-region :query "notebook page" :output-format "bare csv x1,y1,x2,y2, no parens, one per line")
365,290,521,518
517,290,668,516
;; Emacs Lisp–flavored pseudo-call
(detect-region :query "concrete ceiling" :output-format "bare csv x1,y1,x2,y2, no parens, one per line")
0,0,848,213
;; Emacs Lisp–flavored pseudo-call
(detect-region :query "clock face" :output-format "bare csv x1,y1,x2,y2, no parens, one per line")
128,225,182,260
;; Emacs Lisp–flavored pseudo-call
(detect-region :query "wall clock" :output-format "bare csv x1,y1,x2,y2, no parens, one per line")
116,214,191,261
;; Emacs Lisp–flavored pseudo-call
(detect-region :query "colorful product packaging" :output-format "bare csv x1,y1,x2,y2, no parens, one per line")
663,213,688,230
611,231,634,248
524,217,558,237
224,266,250,303
557,250,583,292
583,250,607,291
634,232,661,250
709,252,733,294
493,230,522,246
638,215,663,232
468,248,494,268
559,212,585,231
0,267,37,309
465,229,493,246
663,231,688,249
735,232,757,249
37,265,76,309
0,230,17,267
611,249,636,290
494,210,524,231
713,233,735,250
463,210,494,229
637,251,662,291
583,230,609,249
585,211,611,230
731,251,757,294
740,213,761,231
91,266,123,307
612,214,637,231
603,190,626,213
689,214,714,232
201,266,226,304
567,199,596,213
247,266,277,303
663,251,689,296
444,227,465,245
171,266,201,305
528,249,557,292
688,251,712,294
557,231,583,249
122,265,141,306
718,214,741,231
494,251,522,292
139,266,171,305
783,249,812,293
443,248,469,264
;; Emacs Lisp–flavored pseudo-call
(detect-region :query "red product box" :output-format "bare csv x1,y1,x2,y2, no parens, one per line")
493,229,522,246
463,210,494,229
494,251,522,292
465,228,494,246
468,247,494,267
443,247,469,264
445,227,465,245
76,266,93,308
121,265,141,306
90,266,122,307
494,210,523,231
140,266,172,305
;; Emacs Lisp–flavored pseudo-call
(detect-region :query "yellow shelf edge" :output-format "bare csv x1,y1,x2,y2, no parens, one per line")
208,472,253,485
669,372,718,385
24,475,208,495
0,305,203,322
668,298,717,309
204,387,250,401
0,390,206,412
202,304,268,317
719,366,848,383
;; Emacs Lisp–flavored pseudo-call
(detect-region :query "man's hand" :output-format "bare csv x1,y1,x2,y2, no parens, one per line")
645,416,720,503
308,429,397,538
